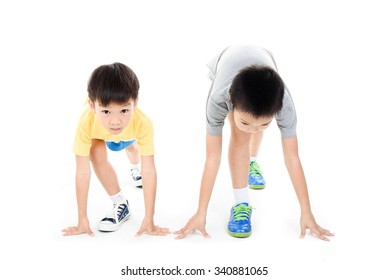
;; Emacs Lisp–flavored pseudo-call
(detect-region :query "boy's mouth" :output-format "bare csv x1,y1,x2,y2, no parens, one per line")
110,127,122,133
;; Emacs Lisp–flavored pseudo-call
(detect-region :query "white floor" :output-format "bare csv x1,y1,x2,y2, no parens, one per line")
36,118,389,279
2,1,389,279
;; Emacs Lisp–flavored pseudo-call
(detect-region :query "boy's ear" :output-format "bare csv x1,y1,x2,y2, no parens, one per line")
133,98,138,111
88,99,96,113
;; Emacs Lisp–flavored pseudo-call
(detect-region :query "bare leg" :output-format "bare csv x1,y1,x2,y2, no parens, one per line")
228,113,251,189
90,139,120,196
125,142,140,165
227,114,253,238
249,131,264,158
126,141,142,188
248,131,266,189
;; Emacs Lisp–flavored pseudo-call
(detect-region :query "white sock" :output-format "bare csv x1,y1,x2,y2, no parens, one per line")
109,190,126,204
250,156,257,163
130,162,140,170
233,187,249,205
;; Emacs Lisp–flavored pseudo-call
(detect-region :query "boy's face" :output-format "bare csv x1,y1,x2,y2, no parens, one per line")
89,99,137,135
233,110,273,134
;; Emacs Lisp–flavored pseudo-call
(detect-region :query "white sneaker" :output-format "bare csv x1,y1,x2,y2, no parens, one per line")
98,200,131,232
131,168,142,188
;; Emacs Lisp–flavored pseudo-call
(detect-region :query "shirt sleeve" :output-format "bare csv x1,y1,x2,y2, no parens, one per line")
73,132,92,156
206,94,230,135
135,111,155,156
73,110,92,156
275,87,297,138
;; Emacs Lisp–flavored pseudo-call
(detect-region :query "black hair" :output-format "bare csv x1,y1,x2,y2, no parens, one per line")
229,65,284,117
87,62,139,106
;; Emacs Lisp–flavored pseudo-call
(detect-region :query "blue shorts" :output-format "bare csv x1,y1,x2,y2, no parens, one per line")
106,139,136,151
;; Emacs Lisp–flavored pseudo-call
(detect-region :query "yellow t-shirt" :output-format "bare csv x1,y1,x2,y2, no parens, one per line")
73,107,154,156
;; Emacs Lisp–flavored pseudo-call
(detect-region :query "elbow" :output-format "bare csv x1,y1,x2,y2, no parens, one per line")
76,169,91,180
284,154,301,169
206,154,221,168
207,153,221,164
141,169,157,179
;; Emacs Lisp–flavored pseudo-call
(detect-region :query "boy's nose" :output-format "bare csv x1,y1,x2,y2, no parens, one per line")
247,128,261,134
110,117,121,125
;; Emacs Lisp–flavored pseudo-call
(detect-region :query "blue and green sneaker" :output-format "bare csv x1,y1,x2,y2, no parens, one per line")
227,203,253,238
248,161,266,189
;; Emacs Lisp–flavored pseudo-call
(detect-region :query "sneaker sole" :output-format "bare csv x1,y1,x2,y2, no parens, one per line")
249,184,265,190
98,214,131,232
133,179,142,188
228,229,252,238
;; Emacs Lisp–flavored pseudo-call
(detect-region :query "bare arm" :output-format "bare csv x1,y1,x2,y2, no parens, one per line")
198,134,223,213
174,133,222,239
135,155,169,236
140,155,157,219
62,155,94,236
282,136,334,241
281,136,311,213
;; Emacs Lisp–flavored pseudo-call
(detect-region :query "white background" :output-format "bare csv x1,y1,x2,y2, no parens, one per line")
1,0,388,279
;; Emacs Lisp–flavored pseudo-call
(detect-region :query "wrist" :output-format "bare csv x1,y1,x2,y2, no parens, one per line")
300,207,312,216
78,213,88,220
196,208,207,217
143,213,154,221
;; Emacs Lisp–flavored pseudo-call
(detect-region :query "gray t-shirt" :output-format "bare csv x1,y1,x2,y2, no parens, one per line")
206,45,297,138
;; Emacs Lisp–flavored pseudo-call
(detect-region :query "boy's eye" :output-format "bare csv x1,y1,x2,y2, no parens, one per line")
121,109,130,114
241,122,249,126
102,110,110,115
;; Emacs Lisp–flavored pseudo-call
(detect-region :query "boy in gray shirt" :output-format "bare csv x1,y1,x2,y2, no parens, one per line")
175,45,333,240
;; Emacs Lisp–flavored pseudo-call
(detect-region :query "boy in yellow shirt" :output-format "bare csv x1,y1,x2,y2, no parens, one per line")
63,63,168,236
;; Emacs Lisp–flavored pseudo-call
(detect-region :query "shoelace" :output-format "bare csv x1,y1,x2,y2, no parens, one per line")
102,202,127,222
232,204,252,221
106,203,126,218
249,162,262,177
116,203,127,217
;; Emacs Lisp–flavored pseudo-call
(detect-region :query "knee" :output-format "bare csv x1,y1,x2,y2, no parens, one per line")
90,140,108,165
230,130,250,146
125,142,139,154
